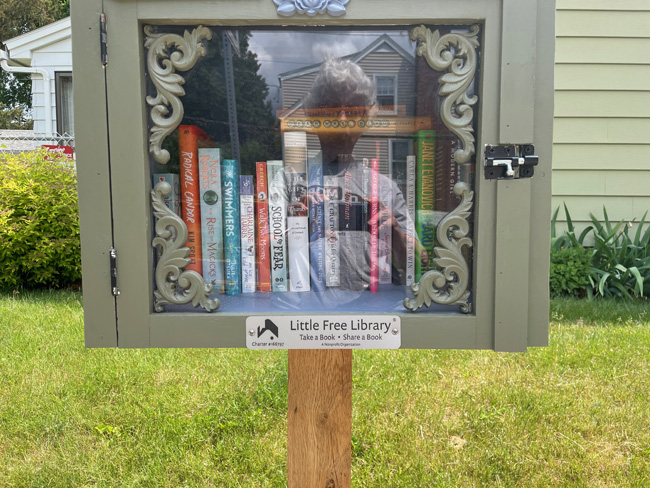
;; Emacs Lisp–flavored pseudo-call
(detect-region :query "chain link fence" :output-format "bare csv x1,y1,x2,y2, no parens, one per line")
0,130,75,153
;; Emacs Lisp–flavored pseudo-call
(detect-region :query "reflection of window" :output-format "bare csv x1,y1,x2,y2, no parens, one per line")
55,72,74,136
374,74,397,113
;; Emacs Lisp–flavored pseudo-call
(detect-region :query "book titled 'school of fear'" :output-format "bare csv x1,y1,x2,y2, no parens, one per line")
287,171,310,292
415,129,436,281
198,148,225,293
307,152,325,292
222,159,241,295
255,162,272,292
240,175,256,294
267,160,288,292
179,125,214,275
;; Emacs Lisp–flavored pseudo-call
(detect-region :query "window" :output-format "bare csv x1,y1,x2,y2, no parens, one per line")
374,74,397,113
55,72,74,136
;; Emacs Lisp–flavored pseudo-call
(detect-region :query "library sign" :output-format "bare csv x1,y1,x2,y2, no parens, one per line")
74,0,553,353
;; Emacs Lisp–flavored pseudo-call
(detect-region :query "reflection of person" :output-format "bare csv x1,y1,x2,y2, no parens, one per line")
303,58,417,290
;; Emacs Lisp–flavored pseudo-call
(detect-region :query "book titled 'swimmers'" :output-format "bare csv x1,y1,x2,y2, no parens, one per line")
240,175,256,294
267,160,288,292
198,148,224,293
308,152,325,292
287,171,310,292
255,162,271,292
222,159,241,295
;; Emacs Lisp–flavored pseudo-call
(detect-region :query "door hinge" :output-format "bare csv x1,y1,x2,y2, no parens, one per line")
100,13,108,66
110,248,120,297
484,145,538,180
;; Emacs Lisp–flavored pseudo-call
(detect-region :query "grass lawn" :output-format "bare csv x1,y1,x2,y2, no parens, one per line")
1,291,649,487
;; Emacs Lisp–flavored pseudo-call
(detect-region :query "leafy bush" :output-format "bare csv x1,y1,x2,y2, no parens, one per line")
551,204,650,300
0,148,81,290
550,246,591,297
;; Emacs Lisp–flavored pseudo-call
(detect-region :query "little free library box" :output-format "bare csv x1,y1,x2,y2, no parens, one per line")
73,0,554,352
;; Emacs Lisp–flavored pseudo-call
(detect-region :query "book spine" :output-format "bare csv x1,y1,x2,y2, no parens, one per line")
267,160,288,292
406,155,416,286
378,171,392,285
198,148,225,293
153,173,181,216
240,175,256,294
415,130,436,281
178,126,203,275
369,159,380,292
255,162,271,292
324,175,340,287
222,159,241,295
308,153,326,292
287,171,310,292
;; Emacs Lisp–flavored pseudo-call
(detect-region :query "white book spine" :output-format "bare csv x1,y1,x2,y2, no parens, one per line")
197,150,225,293
287,215,310,292
324,175,340,287
378,173,392,284
267,160,289,292
406,155,416,286
240,175,256,294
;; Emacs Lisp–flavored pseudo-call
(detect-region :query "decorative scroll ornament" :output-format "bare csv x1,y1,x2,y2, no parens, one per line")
273,0,349,17
410,25,479,164
151,182,220,313
144,25,212,164
404,182,474,313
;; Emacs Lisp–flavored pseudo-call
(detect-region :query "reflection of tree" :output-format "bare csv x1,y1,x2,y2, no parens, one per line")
180,30,281,175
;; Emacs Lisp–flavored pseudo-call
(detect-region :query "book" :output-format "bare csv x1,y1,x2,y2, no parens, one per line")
153,173,181,216
179,125,213,274
323,174,340,287
415,130,436,281
369,158,380,292
198,148,225,293
405,155,416,286
267,160,288,292
255,162,272,292
222,159,241,295
240,175,256,294
287,171,310,292
307,152,326,292
378,170,393,285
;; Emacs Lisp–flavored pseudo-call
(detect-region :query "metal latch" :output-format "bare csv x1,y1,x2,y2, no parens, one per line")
110,248,120,297
484,145,538,179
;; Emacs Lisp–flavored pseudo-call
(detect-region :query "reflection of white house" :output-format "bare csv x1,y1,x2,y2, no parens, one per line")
279,34,416,182
0,17,73,137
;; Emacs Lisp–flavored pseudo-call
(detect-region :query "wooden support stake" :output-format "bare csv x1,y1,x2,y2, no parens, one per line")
288,349,352,488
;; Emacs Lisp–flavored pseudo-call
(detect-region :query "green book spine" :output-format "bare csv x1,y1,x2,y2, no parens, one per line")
415,130,436,281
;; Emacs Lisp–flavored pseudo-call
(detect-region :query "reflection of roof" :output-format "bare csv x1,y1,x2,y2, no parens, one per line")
278,33,415,81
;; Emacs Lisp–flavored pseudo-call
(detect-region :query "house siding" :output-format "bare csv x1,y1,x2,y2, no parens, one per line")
553,0,650,231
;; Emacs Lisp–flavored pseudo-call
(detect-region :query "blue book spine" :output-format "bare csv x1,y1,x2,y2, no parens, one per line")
307,152,325,292
222,159,241,295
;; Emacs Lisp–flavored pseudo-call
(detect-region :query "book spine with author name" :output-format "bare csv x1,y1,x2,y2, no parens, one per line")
240,175,256,294
267,160,288,292
255,162,272,292
198,148,224,293
222,159,241,295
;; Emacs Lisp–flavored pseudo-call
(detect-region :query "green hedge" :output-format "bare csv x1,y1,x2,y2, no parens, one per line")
550,246,591,297
0,149,81,290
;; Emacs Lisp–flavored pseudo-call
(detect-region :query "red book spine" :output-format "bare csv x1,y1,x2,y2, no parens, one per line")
369,158,380,292
179,125,208,275
255,162,272,291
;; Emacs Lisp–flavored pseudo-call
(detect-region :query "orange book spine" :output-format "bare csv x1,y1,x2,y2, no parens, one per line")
179,125,204,274
255,162,272,291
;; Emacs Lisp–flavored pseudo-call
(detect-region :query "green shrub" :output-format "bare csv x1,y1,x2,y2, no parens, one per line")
0,148,81,290
551,204,650,300
550,246,591,297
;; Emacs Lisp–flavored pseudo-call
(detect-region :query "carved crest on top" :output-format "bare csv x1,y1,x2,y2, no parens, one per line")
273,0,349,17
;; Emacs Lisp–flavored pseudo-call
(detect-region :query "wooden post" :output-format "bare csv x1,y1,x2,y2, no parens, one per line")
288,349,352,488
